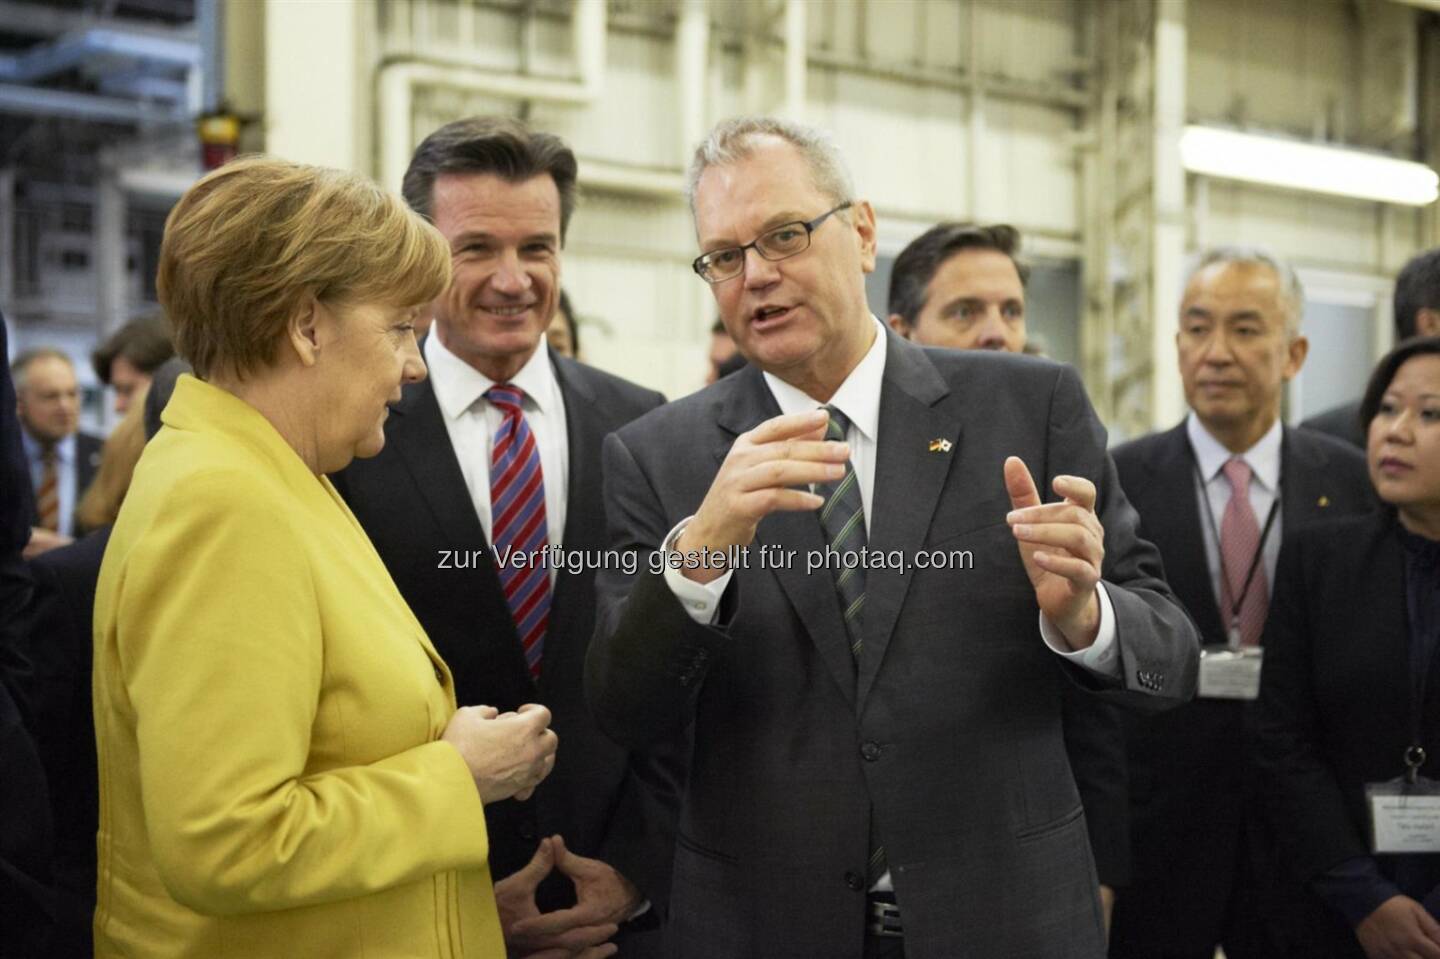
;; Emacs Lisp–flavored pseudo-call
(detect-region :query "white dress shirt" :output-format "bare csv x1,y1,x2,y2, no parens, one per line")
425,333,569,579
663,317,1121,673
1186,413,1283,631
23,430,79,537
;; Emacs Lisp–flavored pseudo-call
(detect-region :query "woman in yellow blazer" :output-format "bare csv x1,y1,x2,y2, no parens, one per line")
92,156,559,958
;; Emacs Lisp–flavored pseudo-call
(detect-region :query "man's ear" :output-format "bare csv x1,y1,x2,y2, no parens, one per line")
1416,307,1440,338
286,296,322,368
886,314,912,339
852,200,878,274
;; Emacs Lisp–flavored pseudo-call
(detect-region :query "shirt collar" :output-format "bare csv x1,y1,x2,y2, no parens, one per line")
22,428,74,464
761,317,887,443
1186,412,1283,493
425,333,558,420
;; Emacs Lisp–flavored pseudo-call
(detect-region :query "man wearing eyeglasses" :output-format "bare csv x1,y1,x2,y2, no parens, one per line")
586,115,1199,959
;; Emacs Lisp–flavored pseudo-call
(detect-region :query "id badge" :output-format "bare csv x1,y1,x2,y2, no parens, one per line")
1368,777,1440,854
1197,645,1263,701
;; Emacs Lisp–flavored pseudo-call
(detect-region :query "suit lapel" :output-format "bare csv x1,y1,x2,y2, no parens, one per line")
388,376,490,550
857,337,958,707
547,356,601,681
717,366,859,709
1279,427,1346,530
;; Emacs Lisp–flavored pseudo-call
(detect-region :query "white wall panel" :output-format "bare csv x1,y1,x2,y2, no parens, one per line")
1187,0,1356,137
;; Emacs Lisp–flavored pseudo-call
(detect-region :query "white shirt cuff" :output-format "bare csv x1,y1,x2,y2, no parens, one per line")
1039,582,1121,678
661,516,733,626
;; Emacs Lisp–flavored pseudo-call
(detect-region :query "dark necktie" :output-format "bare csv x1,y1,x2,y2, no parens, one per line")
486,385,551,679
817,406,867,658
815,405,885,884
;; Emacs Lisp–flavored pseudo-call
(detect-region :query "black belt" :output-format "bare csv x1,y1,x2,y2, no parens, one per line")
866,893,902,938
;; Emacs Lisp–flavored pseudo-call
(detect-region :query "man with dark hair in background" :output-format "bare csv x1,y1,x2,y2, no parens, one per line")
12,349,101,556
886,222,1028,353
1108,247,1373,959
886,220,1132,934
1302,246,1440,448
332,116,672,958
91,315,174,416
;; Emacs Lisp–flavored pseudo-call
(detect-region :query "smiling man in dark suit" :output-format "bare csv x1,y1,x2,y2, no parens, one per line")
585,115,1199,959
331,117,669,958
1108,247,1374,959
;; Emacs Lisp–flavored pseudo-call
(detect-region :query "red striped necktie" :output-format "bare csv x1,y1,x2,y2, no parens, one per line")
487,384,550,679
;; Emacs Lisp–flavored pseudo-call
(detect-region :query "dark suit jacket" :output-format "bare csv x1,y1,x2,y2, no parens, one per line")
586,333,1200,959
1109,421,1372,953
18,527,110,958
331,351,676,917
0,311,55,954
1257,509,1440,959
1301,400,1364,450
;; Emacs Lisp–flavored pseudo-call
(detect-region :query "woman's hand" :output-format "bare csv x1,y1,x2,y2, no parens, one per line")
442,703,558,803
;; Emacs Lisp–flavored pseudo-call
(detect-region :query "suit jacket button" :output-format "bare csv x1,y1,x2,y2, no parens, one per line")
860,741,882,762
844,870,864,891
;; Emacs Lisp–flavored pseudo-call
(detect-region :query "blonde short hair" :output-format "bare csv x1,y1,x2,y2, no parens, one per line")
157,155,451,379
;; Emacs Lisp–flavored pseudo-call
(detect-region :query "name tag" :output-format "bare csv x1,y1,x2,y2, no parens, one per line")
1198,646,1263,701
1368,778,1440,854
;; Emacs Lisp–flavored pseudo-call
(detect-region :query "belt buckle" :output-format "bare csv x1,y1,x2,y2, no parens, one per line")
866,898,903,938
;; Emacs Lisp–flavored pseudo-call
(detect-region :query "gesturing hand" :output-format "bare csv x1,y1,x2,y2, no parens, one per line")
676,409,848,584
1004,456,1105,649
1357,896,1440,959
495,837,621,959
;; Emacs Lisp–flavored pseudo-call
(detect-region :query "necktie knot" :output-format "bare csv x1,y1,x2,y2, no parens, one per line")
40,445,57,466
486,384,526,415
1221,457,1252,494
824,405,852,442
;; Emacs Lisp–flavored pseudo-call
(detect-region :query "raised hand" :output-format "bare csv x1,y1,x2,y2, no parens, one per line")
676,409,848,583
1004,456,1105,649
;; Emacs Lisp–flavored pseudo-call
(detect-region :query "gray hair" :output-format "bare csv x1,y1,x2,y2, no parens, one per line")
1187,245,1305,337
10,347,73,392
685,116,856,214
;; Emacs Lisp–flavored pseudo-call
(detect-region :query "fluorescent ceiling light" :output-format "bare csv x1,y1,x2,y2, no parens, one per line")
1179,125,1439,207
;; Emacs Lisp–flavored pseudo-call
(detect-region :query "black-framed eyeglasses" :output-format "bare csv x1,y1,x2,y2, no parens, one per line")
692,202,853,284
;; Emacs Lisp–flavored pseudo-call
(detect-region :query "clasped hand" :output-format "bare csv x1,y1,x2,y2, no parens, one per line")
495,835,643,959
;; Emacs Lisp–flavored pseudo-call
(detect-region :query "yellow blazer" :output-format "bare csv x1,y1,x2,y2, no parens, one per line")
93,375,503,958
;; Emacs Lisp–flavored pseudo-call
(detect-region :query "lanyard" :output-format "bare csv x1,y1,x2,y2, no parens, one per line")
1193,459,1279,645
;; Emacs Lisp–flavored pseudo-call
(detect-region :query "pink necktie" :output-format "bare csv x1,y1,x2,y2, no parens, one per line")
1219,458,1268,647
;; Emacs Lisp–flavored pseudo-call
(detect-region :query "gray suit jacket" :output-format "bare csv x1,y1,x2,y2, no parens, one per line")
586,331,1199,959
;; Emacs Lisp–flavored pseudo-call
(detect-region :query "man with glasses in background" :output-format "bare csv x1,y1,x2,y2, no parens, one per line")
585,115,1199,959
